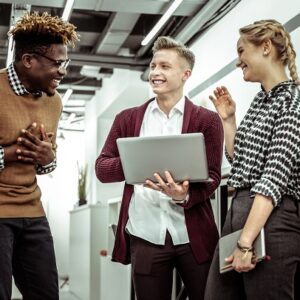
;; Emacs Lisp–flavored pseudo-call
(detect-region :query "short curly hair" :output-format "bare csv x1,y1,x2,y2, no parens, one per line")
8,11,79,61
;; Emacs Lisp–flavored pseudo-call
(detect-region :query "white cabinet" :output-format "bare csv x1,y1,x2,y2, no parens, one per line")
99,256,132,300
69,204,108,300
97,197,133,300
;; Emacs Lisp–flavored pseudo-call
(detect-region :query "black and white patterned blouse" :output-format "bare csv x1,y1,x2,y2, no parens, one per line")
227,80,300,206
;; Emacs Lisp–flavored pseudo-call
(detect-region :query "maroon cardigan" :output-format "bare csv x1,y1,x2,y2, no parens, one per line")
95,98,224,265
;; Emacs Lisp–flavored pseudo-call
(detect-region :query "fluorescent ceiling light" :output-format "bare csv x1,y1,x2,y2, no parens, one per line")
6,4,31,67
61,0,74,21
141,0,183,46
6,30,14,67
62,88,73,106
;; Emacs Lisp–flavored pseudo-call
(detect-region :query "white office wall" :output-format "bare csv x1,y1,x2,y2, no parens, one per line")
84,116,99,204
84,69,132,205
85,68,149,204
38,131,85,276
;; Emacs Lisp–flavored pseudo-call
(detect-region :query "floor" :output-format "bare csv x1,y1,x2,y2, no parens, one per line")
12,291,80,300
58,278,80,300
59,290,81,300
12,279,80,300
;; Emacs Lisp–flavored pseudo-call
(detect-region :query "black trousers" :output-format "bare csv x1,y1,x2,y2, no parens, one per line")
129,231,211,300
0,217,59,300
205,189,300,300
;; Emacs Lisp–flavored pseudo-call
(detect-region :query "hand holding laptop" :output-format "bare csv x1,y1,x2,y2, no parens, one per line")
116,133,212,184
143,170,189,202
219,228,266,273
221,245,257,273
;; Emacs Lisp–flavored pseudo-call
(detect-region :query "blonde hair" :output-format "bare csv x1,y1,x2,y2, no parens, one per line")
152,36,195,70
8,12,79,61
239,19,299,84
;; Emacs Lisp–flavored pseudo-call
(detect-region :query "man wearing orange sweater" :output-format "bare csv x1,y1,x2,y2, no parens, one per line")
0,12,78,300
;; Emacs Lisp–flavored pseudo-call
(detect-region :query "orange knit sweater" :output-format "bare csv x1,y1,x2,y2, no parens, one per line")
0,69,62,217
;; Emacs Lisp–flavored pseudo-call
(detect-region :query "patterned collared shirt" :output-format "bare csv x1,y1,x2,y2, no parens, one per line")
7,63,42,97
0,63,56,174
227,81,300,206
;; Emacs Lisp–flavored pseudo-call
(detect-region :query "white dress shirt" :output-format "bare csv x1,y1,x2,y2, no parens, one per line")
126,97,189,245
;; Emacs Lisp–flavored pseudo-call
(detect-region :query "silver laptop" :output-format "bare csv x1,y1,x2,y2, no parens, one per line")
219,228,266,273
116,133,211,184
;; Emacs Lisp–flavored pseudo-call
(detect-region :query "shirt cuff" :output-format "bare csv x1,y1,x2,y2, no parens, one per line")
251,178,281,206
0,146,4,170
36,158,57,175
173,193,189,204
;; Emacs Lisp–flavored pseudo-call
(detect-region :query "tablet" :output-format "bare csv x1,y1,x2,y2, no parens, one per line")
116,132,211,184
219,228,266,273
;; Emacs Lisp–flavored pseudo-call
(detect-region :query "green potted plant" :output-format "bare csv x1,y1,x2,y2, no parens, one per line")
77,163,88,206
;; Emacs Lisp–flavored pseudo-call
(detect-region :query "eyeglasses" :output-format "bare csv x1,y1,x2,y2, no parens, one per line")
32,52,71,70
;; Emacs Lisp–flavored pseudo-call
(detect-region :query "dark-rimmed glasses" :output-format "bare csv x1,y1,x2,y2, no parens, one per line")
32,52,71,70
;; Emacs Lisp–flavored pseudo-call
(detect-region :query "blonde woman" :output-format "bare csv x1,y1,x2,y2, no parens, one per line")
205,20,300,299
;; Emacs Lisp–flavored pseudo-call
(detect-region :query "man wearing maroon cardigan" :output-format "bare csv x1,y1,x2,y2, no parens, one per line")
95,36,224,300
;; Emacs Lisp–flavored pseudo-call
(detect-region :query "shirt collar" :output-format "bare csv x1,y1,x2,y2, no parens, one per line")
260,80,295,100
7,63,42,97
150,96,185,115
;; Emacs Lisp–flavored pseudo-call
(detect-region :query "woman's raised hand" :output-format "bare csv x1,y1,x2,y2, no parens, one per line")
209,86,236,121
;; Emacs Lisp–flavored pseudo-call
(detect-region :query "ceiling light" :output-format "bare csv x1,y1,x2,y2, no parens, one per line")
141,0,183,46
6,4,31,67
6,29,14,67
62,89,73,106
61,0,74,21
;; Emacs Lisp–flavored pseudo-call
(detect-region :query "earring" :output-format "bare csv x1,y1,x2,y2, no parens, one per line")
263,51,268,56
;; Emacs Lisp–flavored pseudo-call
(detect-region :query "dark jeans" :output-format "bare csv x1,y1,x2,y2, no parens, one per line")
0,217,59,300
205,189,300,300
129,231,211,300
